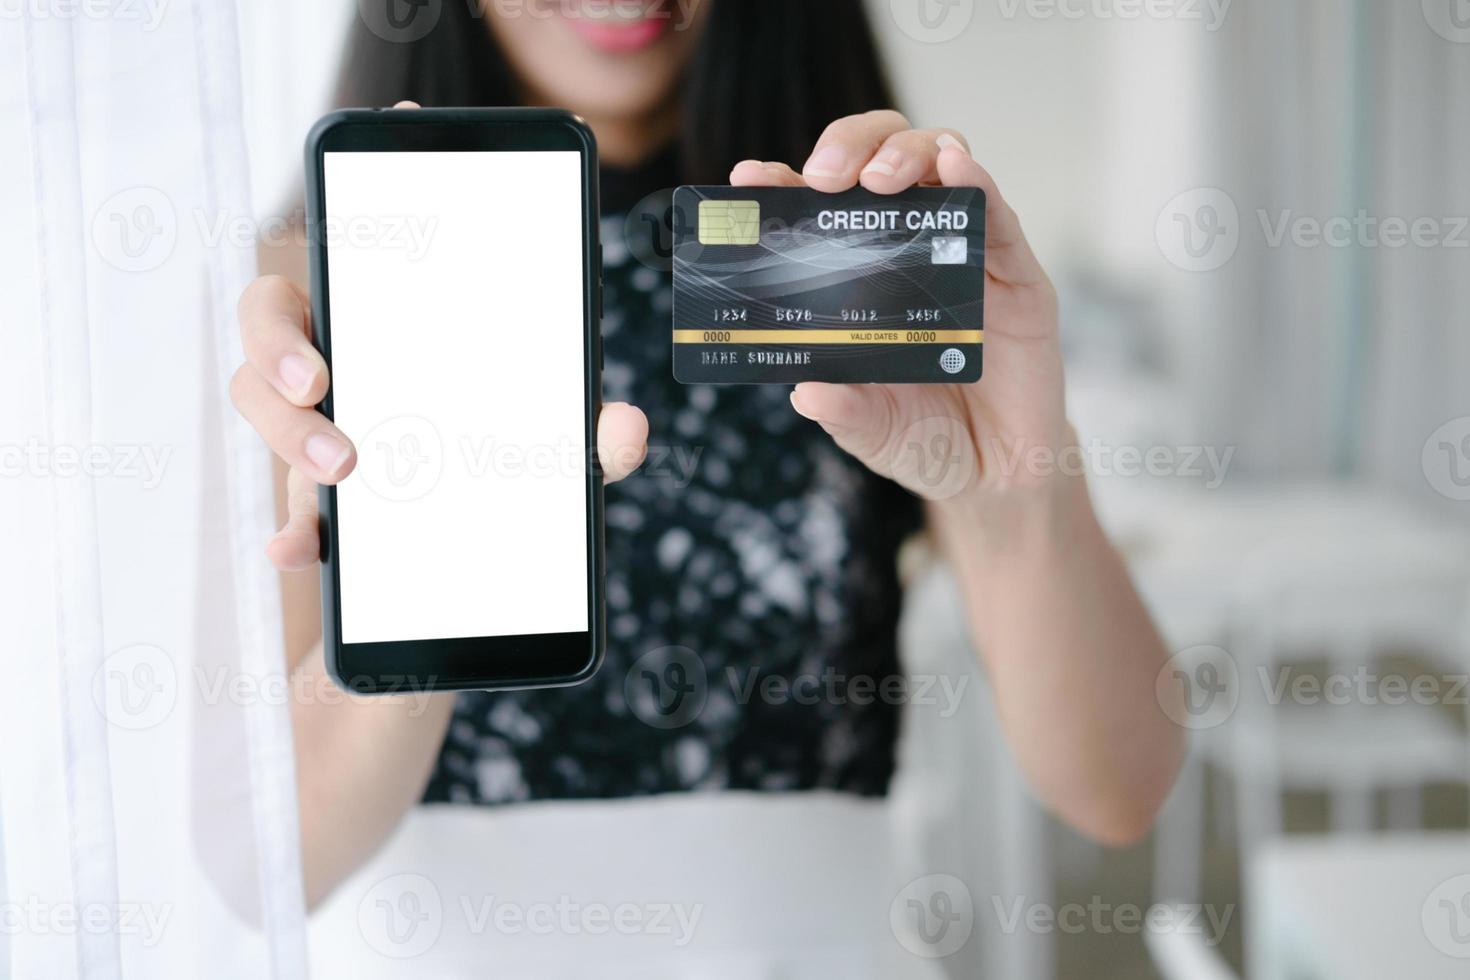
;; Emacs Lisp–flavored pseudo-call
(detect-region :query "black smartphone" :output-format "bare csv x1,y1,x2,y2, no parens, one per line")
304,108,603,694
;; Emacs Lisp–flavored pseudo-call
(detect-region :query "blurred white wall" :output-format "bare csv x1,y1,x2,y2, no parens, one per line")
868,0,1211,279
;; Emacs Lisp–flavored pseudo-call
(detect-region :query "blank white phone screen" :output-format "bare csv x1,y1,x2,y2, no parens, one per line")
324,150,589,644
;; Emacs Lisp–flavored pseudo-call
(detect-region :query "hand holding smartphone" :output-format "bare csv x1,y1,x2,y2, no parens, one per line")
303,107,611,693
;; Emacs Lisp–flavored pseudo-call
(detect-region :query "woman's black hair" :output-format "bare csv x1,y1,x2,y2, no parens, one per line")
335,0,896,183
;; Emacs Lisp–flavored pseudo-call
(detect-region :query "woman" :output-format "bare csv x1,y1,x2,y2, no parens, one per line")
234,0,1182,969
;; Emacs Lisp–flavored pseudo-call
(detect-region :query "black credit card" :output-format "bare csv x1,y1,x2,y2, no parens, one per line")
671,185,984,385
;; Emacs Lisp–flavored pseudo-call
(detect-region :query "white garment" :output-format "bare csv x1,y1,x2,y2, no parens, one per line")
308,794,948,979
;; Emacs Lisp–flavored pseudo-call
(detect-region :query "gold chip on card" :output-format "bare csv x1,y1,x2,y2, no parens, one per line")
698,200,761,245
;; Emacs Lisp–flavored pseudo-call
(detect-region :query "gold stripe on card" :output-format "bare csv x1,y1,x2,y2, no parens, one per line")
672,329,983,345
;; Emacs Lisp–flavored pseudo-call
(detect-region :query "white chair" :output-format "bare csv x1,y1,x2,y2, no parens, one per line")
1225,528,1470,844
1147,485,1470,909
1144,917,1240,980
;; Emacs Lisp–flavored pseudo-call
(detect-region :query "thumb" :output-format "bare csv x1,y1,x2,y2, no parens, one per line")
789,383,894,460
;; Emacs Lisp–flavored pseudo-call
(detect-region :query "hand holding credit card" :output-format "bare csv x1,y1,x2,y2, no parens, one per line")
703,123,1065,507
672,185,985,384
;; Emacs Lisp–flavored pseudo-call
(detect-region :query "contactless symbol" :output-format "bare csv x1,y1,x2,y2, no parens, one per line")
939,349,966,375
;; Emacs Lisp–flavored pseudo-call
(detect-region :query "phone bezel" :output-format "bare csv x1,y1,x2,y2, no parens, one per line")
304,107,604,694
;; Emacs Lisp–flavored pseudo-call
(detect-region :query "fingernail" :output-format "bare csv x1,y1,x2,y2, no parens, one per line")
278,353,317,399
304,433,351,476
803,145,847,179
789,390,819,422
936,133,970,158
862,149,904,178
790,390,851,434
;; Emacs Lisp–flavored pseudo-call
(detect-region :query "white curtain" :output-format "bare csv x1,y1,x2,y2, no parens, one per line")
1199,0,1470,498
0,2,306,977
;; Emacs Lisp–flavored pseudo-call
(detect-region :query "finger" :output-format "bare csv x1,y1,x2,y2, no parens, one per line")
229,365,357,484
935,137,1049,289
858,128,970,193
238,275,329,407
801,109,911,192
729,160,807,188
597,401,648,483
789,383,896,462
266,466,322,571
392,101,420,109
